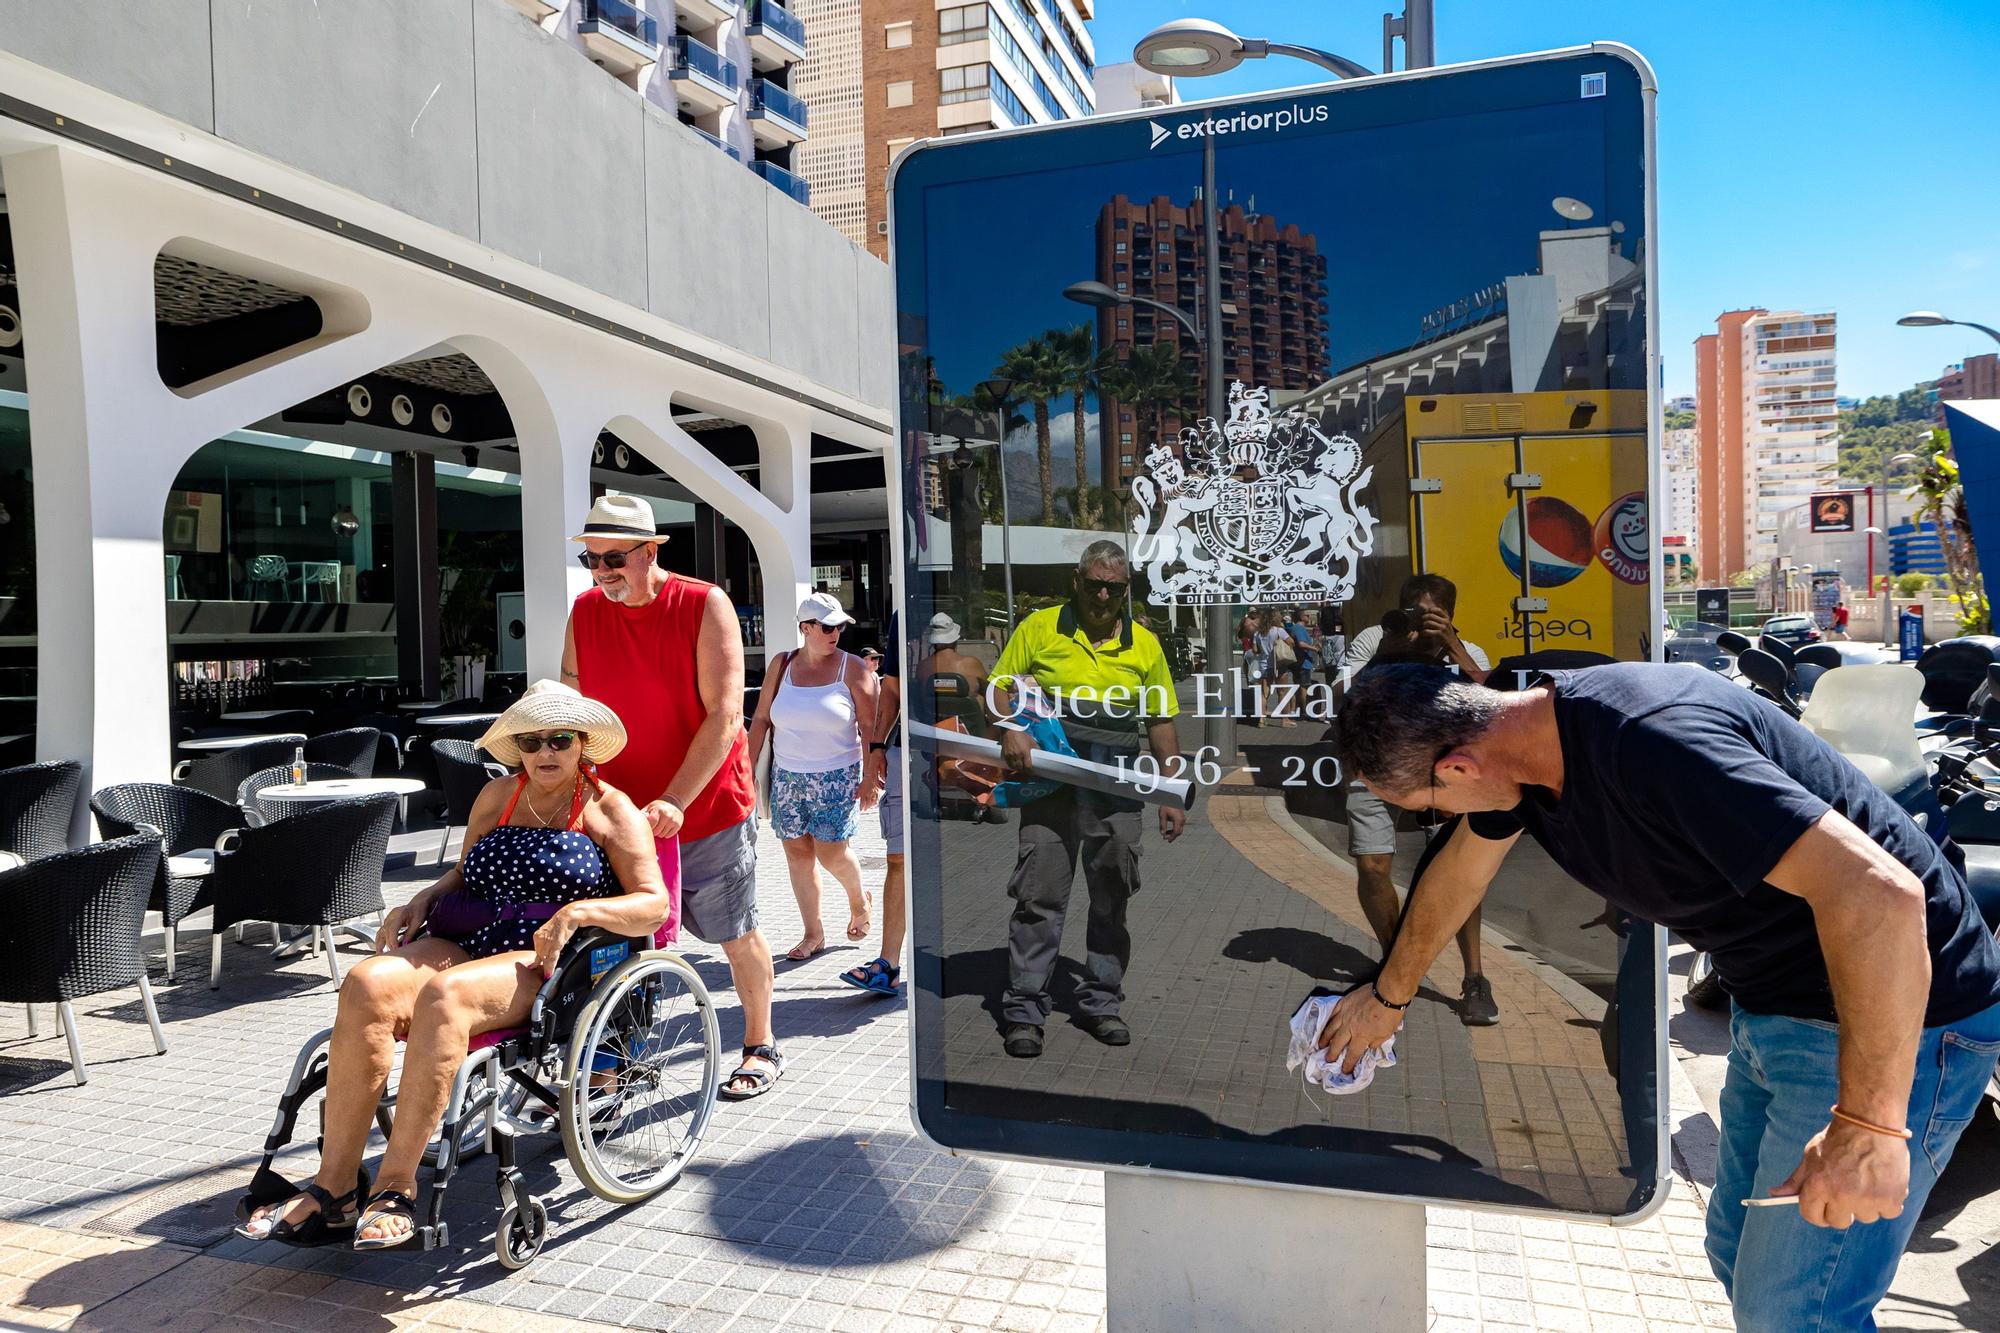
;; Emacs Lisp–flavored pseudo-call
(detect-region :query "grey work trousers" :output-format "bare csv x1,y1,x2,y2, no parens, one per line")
1002,788,1142,1027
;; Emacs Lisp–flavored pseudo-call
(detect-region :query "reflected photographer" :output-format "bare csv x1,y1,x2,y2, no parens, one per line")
987,541,1187,1060
1338,574,1497,1025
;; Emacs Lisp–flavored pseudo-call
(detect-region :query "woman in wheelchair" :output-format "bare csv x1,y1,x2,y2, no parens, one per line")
238,681,671,1250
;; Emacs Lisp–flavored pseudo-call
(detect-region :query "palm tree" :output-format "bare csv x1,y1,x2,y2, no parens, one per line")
1101,342,1199,470
1906,432,1988,633
994,335,1066,523
1048,324,1103,526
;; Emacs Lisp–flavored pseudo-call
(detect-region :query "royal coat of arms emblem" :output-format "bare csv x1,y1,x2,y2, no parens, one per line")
1128,381,1377,606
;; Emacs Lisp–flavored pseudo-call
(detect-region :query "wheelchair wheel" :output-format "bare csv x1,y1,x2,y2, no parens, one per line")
560,952,720,1203
495,1197,548,1270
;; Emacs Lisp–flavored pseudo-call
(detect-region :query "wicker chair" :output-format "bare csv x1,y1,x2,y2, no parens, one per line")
0,833,168,1085
172,738,302,804
304,727,380,779
432,739,507,863
0,760,83,863
89,782,239,980
235,763,359,827
206,794,397,989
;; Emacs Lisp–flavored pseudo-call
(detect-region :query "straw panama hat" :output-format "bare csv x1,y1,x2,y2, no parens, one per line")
479,680,628,768
571,494,663,543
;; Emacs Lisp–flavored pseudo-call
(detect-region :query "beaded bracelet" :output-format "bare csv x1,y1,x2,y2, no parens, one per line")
1830,1105,1913,1140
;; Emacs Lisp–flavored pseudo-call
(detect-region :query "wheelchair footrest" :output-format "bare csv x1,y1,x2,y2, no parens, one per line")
417,1221,448,1251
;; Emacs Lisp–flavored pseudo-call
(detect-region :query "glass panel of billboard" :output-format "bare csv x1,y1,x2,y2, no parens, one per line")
891,49,1661,1219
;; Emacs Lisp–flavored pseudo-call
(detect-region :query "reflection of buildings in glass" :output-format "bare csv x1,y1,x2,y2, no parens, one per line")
1091,195,1331,486
1694,309,1838,581
1285,224,1645,438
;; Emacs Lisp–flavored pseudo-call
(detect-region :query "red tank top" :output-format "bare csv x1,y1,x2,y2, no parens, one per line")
572,574,755,843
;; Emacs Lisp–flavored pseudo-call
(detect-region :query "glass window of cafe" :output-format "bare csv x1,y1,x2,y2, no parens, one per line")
0,403,33,760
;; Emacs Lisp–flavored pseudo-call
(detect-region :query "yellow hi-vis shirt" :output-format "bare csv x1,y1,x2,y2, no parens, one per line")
991,605,1179,721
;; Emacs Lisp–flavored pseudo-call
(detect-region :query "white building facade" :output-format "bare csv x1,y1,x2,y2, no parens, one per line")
1741,309,1838,568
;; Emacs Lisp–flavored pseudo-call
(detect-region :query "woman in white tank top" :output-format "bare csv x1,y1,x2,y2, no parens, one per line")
746,593,880,961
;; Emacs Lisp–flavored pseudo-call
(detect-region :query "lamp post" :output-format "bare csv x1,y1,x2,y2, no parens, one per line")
1132,18,1376,80
1870,449,1924,646
977,377,1017,631
1898,310,2000,349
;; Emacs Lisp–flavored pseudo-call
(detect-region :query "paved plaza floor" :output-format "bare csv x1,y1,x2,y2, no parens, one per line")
0,746,1961,1330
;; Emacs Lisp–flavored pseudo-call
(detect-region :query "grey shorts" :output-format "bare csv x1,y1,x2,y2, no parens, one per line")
678,815,759,944
1346,784,1399,858
880,747,905,856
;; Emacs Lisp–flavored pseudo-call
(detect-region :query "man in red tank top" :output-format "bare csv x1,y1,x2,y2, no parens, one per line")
562,495,782,1100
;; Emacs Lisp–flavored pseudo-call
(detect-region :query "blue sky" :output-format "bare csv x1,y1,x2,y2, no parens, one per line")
1088,0,2000,401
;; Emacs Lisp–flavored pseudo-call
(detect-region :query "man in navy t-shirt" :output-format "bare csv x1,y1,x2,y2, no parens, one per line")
1323,662,2000,1333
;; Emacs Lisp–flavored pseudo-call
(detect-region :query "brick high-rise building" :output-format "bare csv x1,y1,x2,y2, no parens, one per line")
1694,308,1837,580
1938,352,2000,406
1092,195,1331,486
798,0,1096,256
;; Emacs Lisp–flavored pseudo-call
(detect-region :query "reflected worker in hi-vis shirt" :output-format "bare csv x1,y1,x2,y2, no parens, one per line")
985,541,1186,1061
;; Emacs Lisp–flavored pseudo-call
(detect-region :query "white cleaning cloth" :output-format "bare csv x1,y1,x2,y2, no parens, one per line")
1286,991,1397,1095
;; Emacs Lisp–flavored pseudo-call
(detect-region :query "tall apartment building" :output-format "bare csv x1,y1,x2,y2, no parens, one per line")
1939,352,2000,405
1693,308,1837,579
798,0,1097,254
1092,195,1331,486
1662,425,1700,560
503,0,812,203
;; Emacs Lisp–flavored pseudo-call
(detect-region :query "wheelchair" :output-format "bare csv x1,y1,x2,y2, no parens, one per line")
236,928,721,1268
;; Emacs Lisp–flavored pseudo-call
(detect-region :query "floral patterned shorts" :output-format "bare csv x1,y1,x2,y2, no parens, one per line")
771,762,861,843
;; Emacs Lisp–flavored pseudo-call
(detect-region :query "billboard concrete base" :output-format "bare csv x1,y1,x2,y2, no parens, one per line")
1105,1172,1426,1331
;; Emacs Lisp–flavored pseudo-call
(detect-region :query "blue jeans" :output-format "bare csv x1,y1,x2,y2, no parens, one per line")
1708,1000,2000,1331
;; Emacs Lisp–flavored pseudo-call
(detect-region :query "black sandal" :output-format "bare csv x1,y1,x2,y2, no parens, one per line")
717,1044,784,1101
235,1168,369,1247
352,1186,420,1251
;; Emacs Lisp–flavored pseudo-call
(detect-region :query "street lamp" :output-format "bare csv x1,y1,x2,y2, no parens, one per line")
977,377,1018,631
1870,449,1924,645
1064,282,1200,341
1132,18,1375,81
1897,310,2000,349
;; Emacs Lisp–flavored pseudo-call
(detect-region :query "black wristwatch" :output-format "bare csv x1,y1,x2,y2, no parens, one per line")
868,742,889,753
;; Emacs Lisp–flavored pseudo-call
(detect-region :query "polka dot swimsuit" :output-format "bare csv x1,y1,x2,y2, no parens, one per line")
441,776,619,959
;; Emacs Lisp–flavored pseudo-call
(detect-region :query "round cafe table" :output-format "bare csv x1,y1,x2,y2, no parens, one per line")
220,708,312,722
414,712,502,727
256,776,426,806
397,701,445,712
179,732,307,751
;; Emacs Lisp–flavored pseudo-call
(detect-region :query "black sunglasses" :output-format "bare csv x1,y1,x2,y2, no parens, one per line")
1080,577,1128,597
514,731,579,754
576,542,648,571
800,621,842,635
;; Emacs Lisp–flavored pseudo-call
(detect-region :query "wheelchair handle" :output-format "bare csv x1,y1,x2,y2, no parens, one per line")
526,926,624,1044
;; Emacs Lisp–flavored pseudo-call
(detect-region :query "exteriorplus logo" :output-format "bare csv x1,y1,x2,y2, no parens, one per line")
1148,102,1331,149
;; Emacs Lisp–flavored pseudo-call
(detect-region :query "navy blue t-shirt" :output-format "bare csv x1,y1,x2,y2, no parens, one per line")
1467,663,2000,1026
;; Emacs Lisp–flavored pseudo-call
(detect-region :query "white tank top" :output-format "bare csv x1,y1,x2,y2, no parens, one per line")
770,650,863,773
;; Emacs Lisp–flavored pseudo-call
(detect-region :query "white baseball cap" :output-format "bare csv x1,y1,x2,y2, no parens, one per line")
796,591,855,627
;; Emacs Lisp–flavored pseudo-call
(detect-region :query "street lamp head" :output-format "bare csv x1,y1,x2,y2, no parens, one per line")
978,377,1014,402
1062,281,1124,310
1134,18,1247,75
1890,451,1923,464
1897,311,1952,328
1864,526,1884,536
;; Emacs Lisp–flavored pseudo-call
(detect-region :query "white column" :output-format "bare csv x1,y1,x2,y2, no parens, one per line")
1104,1174,1426,1332
9,147,194,792
456,336,595,684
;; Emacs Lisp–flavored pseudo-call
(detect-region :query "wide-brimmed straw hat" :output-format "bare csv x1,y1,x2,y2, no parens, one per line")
927,612,963,644
479,680,628,768
570,494,664,543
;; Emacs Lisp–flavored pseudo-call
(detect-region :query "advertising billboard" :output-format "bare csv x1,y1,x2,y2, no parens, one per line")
1809,492,1858,534
890,47,1662,1220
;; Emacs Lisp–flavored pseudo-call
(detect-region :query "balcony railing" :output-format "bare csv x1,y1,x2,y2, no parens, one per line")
752,159,811,206
747,0,807,49
672,33,740,91
580,0,657,46
749,78,808,131
691,124,744,162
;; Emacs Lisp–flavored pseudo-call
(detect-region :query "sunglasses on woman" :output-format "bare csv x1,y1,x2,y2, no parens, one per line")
514,731,579,754
576,542,648,571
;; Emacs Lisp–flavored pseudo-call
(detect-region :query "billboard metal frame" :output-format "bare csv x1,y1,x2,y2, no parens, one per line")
884,41,1667,1227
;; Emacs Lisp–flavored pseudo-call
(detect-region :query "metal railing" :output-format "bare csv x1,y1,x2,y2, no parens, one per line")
671,34,740,91
691,124,744,162
752,159,811,206
749,78,809,131
580,0,658,46
747,0,807,50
